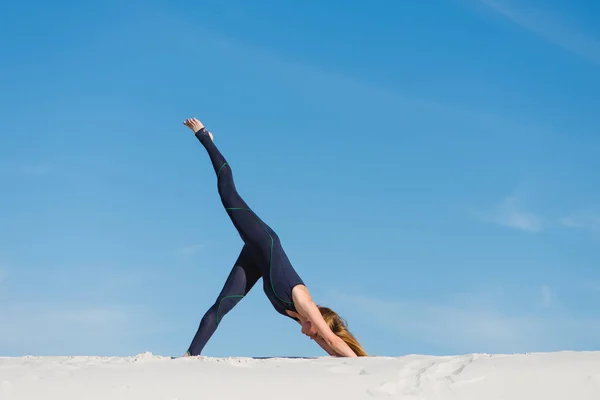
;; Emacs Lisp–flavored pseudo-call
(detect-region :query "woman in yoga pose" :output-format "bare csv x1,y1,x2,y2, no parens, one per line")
182,117,366,358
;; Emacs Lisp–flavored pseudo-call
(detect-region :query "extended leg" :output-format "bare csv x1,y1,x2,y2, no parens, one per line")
194,125,279,257
187,245,261,356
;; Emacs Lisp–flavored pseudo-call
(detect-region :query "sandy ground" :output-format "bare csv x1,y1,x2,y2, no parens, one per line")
1,351,599,399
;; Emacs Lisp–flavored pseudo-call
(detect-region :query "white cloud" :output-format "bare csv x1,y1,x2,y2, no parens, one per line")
476,0,600,66
177,243,206,256
474,195,544,232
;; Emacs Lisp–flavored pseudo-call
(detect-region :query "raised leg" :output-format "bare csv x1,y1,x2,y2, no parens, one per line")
189,121,279,264
186,245,261,356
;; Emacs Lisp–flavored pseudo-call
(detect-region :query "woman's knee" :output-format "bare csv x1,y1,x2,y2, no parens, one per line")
215,295,244,323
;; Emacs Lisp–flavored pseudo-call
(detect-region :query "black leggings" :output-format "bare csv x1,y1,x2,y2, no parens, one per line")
186,128,304,356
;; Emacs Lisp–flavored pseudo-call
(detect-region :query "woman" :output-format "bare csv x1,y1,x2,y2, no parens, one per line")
182,117,366,358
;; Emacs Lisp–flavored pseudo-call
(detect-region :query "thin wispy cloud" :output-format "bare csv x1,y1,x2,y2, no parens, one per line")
161,6,554,143
332,292,527,353
473,195,544,232
332,290,600,354
177,243,206,256
561,217,584,228
0,301,153,356
0,265,166,356
590,282,600,292
541,284,552,307
560,213,600,232
19,164,52,175
477,0,600,66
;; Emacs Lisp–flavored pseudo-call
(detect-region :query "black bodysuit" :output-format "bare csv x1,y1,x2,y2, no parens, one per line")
187,128,305,356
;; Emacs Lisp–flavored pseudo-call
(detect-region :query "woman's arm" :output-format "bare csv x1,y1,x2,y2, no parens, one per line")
287,310,339,356
291,287,358,358
313,336,340,356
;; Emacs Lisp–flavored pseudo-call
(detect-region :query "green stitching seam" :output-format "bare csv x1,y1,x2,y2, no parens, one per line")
225,207,293,305
216,294,244,325
217,162,228,178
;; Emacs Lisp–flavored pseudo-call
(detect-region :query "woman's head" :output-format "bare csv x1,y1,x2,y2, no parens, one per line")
318,306,368,356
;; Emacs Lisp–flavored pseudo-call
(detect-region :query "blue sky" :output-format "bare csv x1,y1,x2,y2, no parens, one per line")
0,0,599,358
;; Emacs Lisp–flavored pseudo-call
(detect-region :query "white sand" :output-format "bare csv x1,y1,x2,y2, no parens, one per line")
1,351,599,399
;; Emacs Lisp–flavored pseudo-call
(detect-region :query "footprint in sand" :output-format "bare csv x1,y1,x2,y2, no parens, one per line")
365,359,429,397
367,357,486,398
425,355,487,393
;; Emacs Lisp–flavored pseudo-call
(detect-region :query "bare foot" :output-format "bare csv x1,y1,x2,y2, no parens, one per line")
183,117,213,141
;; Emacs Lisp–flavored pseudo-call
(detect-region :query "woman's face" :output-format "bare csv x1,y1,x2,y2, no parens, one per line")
301,320,318,339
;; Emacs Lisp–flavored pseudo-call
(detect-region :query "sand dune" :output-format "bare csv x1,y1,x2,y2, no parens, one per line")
1,351,599,399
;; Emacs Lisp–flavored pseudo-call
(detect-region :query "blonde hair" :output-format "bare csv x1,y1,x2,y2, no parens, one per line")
318,306,367,356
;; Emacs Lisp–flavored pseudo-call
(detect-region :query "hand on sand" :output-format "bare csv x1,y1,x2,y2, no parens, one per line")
183,117,213,141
